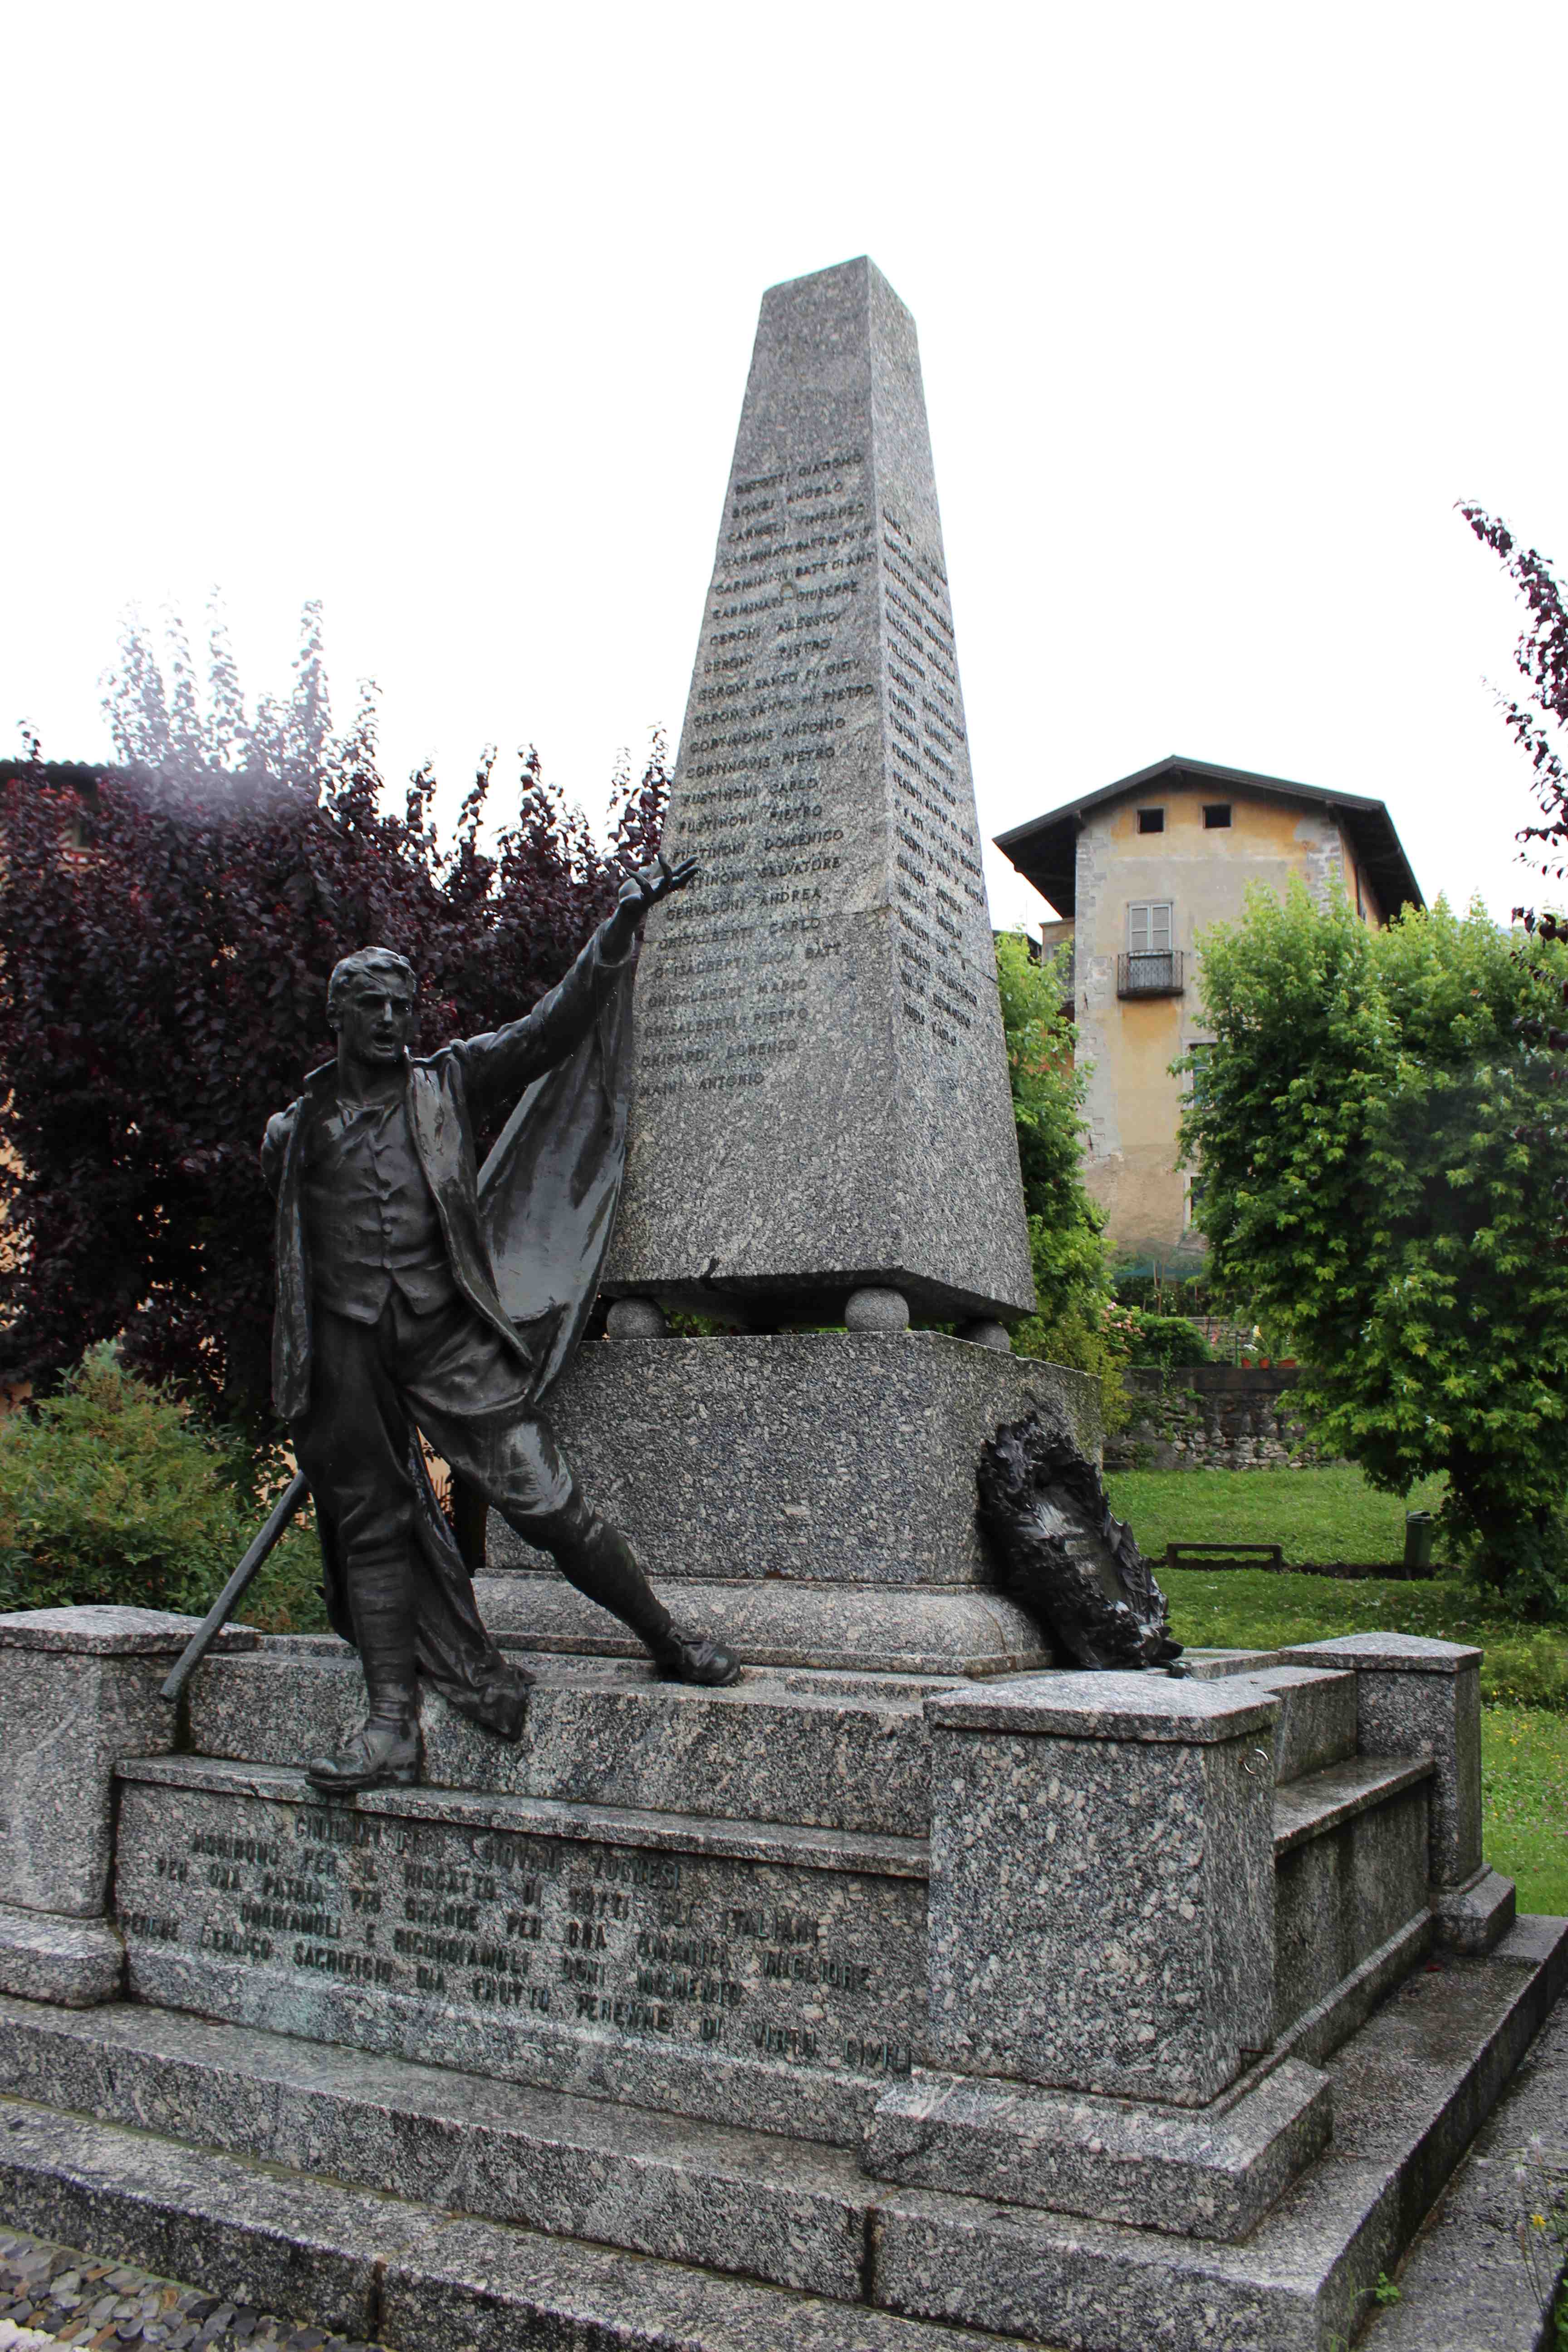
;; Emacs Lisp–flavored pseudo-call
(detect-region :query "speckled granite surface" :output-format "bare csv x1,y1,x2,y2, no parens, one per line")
923,1671,1277,2105
110,1754,927,2146
487,1332,1098,1597
600,259,1034,1327
1279,1635,1483,1890
2,1927,1566,2352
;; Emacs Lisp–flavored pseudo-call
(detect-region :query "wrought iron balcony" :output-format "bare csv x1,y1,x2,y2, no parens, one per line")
1117,949,1184,997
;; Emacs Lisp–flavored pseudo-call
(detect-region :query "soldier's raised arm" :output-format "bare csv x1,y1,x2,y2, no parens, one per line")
453,855,697,1107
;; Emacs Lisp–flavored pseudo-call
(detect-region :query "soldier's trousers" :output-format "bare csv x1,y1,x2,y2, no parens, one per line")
293,1293,672,1705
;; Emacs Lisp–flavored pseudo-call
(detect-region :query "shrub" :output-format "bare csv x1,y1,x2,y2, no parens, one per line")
0,1344,323,1628
0,637,668,1437
1112,1268,1217,1318
1123,1312,1215,1370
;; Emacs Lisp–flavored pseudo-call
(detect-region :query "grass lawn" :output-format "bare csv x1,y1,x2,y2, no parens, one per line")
1153,1567,1568,1711
1483,1707,1568,1919
1115,1469,1568,1916
1107,1463,1447,1567
1158,1571,1568,1914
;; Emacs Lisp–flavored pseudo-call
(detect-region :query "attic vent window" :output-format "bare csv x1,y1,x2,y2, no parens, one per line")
1203,803,1233,829
1137,808,1165,835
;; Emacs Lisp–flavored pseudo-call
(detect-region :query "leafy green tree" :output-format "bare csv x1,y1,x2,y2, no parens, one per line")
1180,884,1568,1615
994,931,1124,1421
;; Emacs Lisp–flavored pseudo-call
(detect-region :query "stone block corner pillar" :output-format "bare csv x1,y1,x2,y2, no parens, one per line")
1278,1632,1512,1954
0,1605,253,2006
922,1670,1279,2108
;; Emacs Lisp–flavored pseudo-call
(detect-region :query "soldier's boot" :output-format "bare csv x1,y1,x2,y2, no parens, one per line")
538,1495,741,1688
308,1548,424,1792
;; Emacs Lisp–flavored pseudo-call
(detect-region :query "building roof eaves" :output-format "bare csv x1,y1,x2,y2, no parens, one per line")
993,754,1423,919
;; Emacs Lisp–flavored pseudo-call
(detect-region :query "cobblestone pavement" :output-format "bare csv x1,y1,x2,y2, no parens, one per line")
0,2230,388,2351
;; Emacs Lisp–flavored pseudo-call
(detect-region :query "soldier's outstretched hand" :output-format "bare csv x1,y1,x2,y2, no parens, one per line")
608,853,698,951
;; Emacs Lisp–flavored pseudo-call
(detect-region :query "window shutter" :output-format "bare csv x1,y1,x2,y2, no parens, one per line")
1128,902,1173,953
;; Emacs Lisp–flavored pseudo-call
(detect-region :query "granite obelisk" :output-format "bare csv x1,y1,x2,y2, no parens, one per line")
484,257,1087,1675
604,255,1033,1324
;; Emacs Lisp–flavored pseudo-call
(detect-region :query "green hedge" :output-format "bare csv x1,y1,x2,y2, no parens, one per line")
1122,1312,1215,1369
0,1346,325,1630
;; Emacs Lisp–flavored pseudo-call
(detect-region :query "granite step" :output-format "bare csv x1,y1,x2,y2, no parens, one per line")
0,1993,1333,2256
1356,1967,1568,2348
189,1649,1355,1848
1252,1665,1358,1784
1182,1655,1359,1784
190,1643,940,1838
0,1996,881,2302
1273,1753,1435,2052
0,2095,1047,2352
475,1567,1054,1677
1273,1753,1434,1857
1,1918,1564,2352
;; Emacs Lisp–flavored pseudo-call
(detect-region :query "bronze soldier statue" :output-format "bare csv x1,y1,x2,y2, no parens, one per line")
261,853,736,1796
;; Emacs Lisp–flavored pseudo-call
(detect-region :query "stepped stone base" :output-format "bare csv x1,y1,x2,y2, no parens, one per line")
862,2054,1333,2241
1359,1978,1568,2348
189,1652,943,1833
0,1604,1548,2348
0,1921,1564,2352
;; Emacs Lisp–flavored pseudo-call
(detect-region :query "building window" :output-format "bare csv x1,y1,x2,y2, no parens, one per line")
1120,902,1182,994
1202,803,1232,829
1188,1041,1214,1106
1128,901,1173,953
1137,807,1165,834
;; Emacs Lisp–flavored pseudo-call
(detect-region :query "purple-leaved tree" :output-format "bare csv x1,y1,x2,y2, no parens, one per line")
0,605,667,1439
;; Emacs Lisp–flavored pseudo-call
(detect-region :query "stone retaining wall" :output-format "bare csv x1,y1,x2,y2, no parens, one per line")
1107,1364,1332,1471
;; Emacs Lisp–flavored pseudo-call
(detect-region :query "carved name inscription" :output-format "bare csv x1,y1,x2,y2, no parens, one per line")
115,1783,919,2081
878,502,989,1048
640,447,875,1103
604,256,1033,1317
642,455,994,1098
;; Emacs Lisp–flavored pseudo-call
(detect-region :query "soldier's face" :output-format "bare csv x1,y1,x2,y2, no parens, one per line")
335,980,416,1065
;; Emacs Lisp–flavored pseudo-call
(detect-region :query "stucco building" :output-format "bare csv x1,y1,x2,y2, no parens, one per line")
995,754,1423,1265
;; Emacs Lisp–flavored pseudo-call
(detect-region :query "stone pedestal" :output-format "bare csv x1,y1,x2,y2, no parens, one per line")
486,1330,1099,1671
1278,1632,1514,1951
918,1671,1278,2104
0,1607,255,2005
856,1667,1307,2240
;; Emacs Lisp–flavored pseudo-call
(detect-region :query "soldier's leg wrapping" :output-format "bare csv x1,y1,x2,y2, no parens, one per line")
292,1307,420,1727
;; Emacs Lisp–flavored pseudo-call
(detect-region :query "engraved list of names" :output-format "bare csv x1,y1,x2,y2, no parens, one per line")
605,256,1034,1322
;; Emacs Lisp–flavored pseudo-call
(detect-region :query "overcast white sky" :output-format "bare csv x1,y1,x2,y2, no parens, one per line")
3,1,1564,932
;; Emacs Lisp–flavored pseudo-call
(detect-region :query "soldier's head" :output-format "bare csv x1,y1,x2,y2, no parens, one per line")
327,947,417,1067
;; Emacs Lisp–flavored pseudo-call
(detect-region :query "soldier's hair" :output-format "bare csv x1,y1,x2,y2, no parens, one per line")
326,946,418,1024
